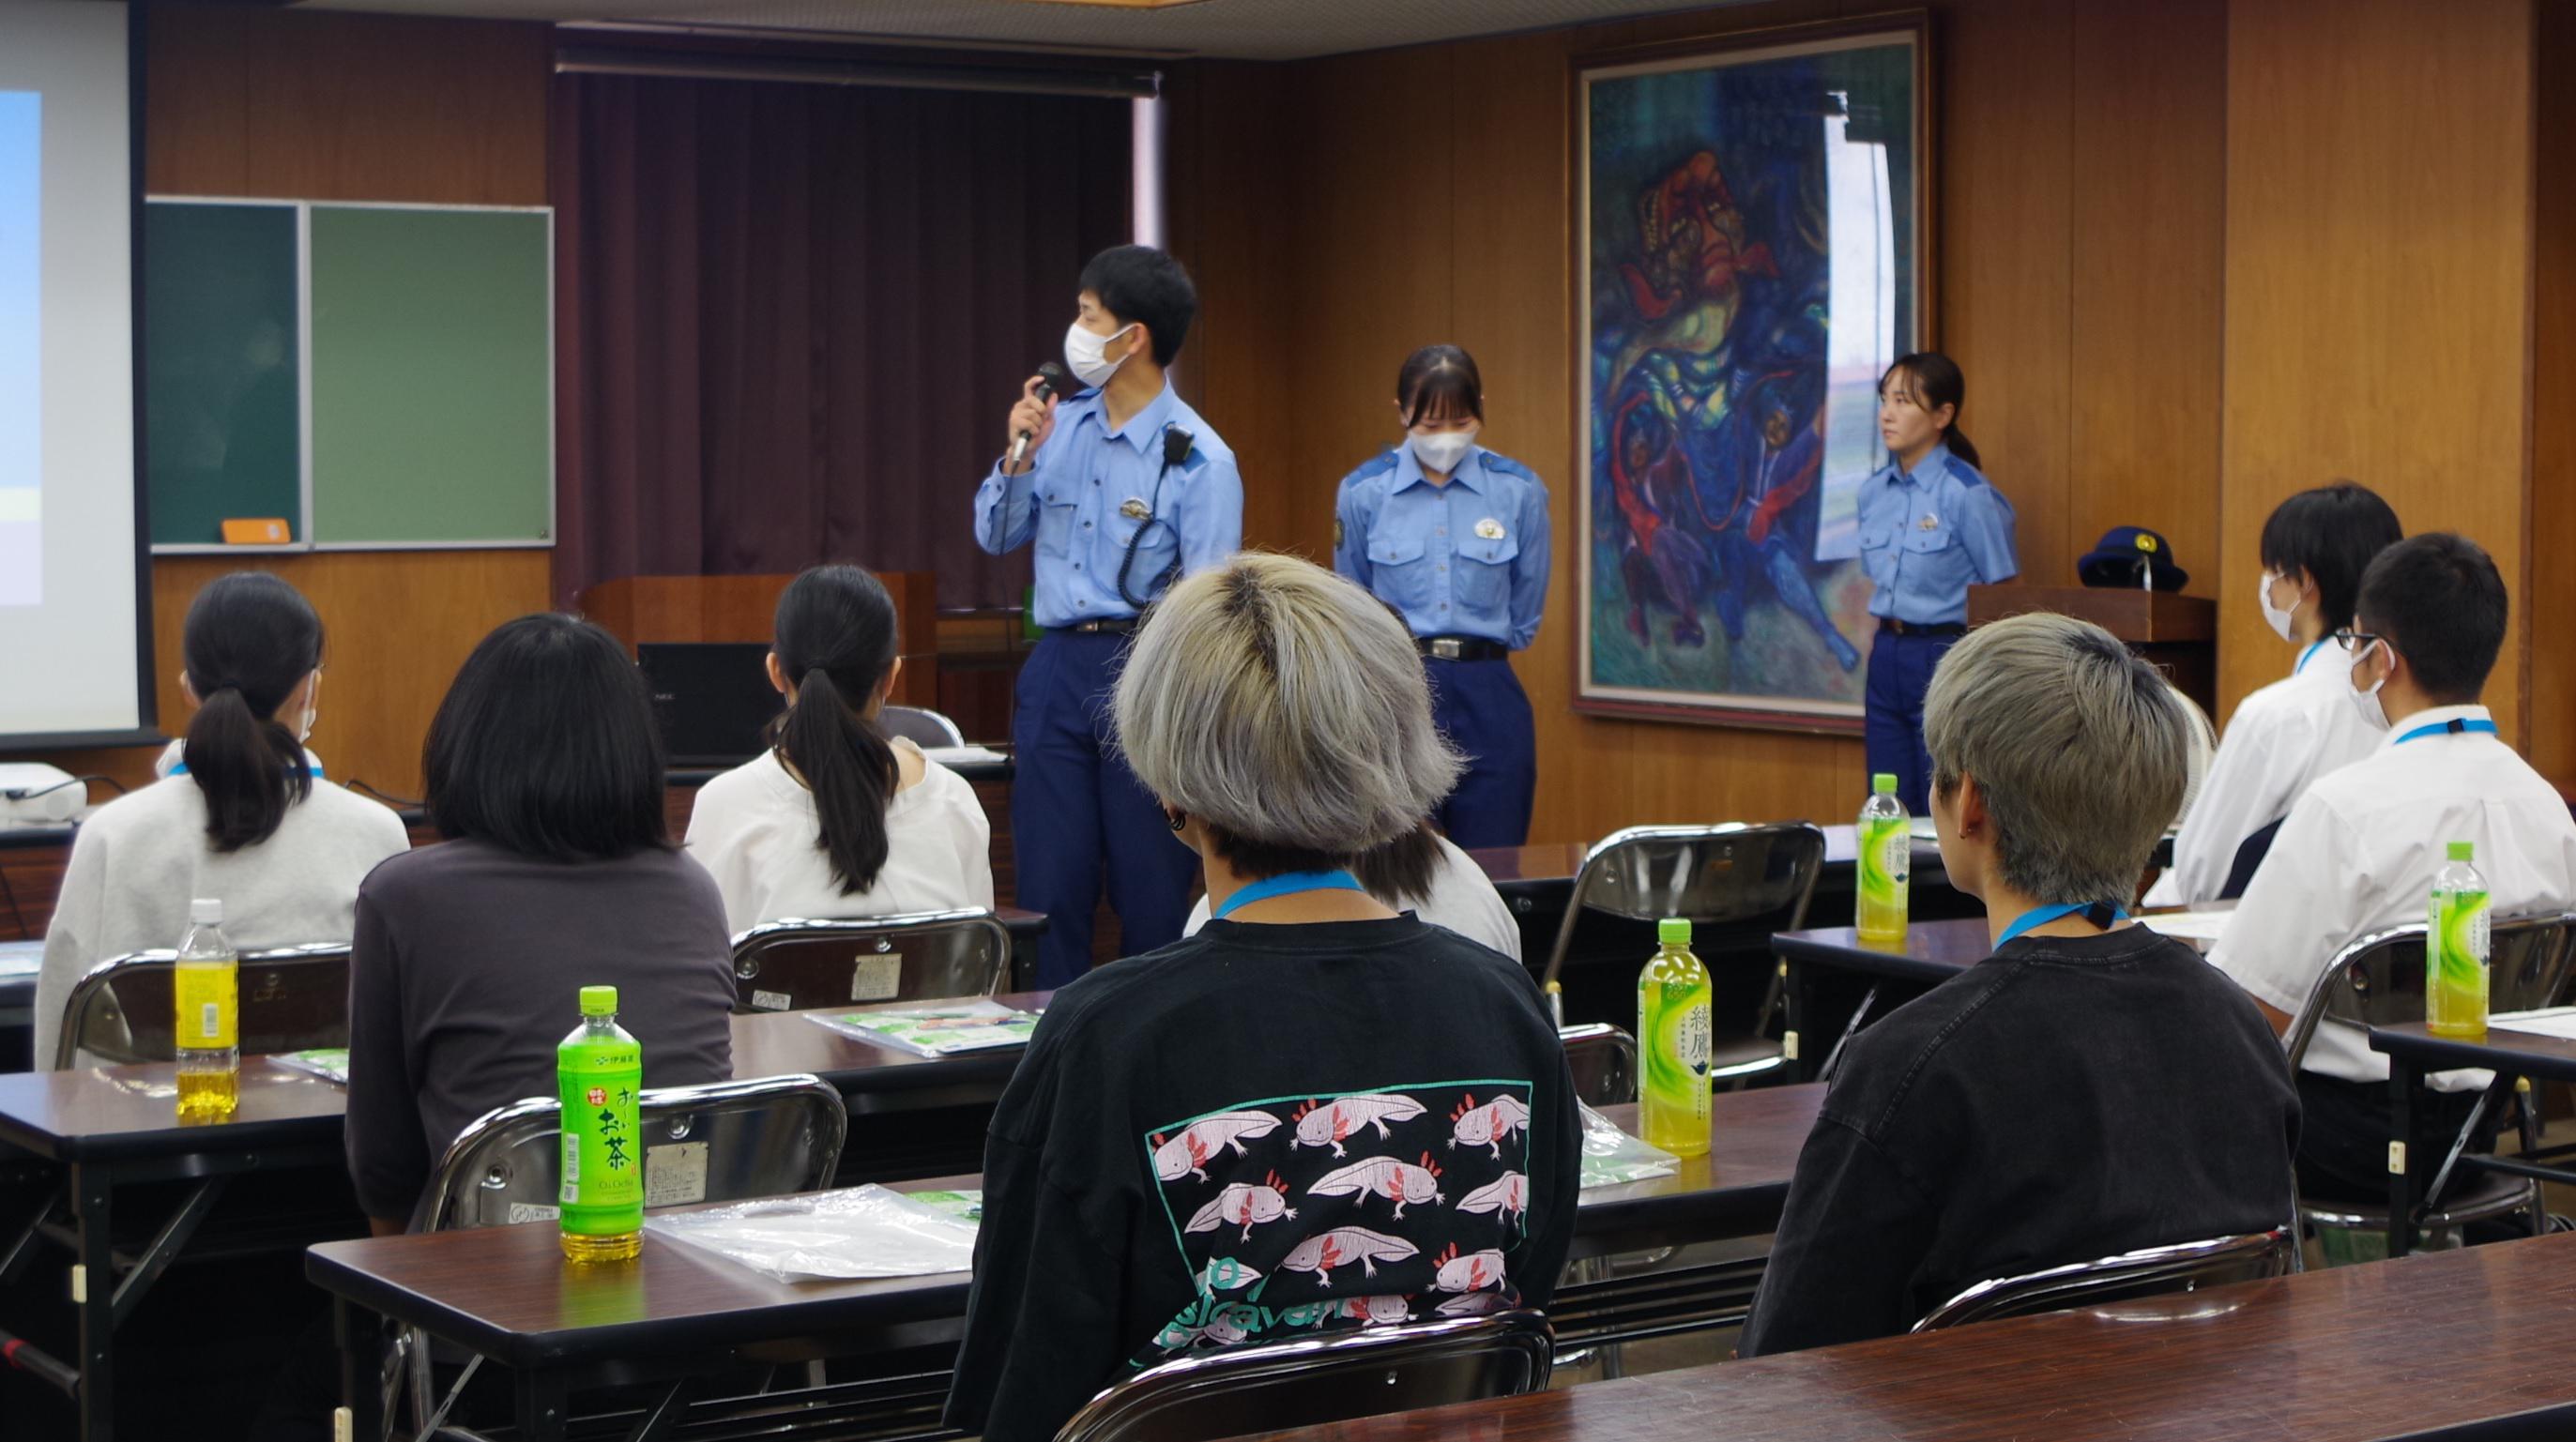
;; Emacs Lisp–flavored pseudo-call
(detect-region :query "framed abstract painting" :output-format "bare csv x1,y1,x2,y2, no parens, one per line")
1574,15,1929,730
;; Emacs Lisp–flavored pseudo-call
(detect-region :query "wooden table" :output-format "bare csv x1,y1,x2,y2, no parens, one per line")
2371,1018,2576,1257
304,1085,1825,1442
1242,1230,2576,1442
0,992,1053,1442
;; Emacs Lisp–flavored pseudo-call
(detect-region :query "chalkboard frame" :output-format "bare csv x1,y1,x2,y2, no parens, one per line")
143,195,555,555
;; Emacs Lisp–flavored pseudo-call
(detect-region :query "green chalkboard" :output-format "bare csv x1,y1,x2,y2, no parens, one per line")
308,205,551,545
144,202,301,545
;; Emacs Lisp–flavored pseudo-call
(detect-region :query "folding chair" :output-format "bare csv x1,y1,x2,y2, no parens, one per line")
54,943,352,1069
1558,1023,1639,1107
2281,913,2576,1257
1540,824,1826,1087
1053,1310,1553,1442
727,910,1012,1014
879,705,967,749
1913,1228,2297,1331
394,1073,848,1437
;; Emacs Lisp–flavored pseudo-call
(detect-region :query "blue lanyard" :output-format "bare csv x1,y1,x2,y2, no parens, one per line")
2294,640,2326,675
2394,718,2498,746
1212,870,1364,920
1997,901,2128,947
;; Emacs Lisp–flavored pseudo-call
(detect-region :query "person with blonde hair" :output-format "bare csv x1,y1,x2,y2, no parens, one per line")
947,554,1578,1442
1741,613,2297,1355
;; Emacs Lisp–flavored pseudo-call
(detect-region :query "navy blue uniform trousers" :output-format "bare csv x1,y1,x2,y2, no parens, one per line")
1011,630,1200,988
1425,656,1537,849
1863,630,1957,816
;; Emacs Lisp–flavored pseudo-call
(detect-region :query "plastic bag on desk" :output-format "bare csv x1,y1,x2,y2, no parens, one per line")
643,1184,980,1282
1578,1102,1680,1190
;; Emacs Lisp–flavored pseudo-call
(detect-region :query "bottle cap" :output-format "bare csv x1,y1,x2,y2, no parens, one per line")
190,898,222,924
2448,841,2475,863
1657,917,1692,947
1871,773,1898,795
579,985,618,1017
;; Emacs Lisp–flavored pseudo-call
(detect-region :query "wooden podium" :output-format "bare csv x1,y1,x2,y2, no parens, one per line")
1967,584,2218,718
576,573,939,708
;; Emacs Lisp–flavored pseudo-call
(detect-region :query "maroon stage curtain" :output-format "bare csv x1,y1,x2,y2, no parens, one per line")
551,73,1134,610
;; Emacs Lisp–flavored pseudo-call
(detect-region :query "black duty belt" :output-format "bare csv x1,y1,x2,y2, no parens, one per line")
1877,618,1966,639
1417,636,1509,661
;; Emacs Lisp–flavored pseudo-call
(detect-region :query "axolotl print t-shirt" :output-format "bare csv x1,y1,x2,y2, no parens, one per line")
1139,1080,1540,1356
946,917,1580,1442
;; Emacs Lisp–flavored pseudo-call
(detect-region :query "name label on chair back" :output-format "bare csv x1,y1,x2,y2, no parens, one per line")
851,953,903,1003
647,1142,710,1207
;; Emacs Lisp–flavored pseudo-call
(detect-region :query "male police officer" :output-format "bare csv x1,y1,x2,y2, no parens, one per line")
973,246,1242,986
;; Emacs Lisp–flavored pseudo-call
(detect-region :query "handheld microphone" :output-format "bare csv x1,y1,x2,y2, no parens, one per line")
1008,362,1075,471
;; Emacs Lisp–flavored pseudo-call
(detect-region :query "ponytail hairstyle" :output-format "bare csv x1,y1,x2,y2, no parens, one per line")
1352,821,1442,908
769,566,903,896
180,572,323,853
1881,352,1981,472
1395,345,1485,428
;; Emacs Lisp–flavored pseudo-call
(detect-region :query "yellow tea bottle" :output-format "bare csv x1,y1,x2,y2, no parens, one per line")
1856,773,1911,945
174,898,239,1121
2427,841,2491,1039
558,985,645,1262
1639,917,1712,1157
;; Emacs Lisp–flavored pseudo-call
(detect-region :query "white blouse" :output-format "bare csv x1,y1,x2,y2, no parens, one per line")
684,739,996,936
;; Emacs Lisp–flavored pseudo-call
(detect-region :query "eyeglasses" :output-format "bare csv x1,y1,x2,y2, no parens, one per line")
2331,629,2384,656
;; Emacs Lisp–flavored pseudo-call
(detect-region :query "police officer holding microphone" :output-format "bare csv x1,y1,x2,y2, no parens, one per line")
973,245,1242,988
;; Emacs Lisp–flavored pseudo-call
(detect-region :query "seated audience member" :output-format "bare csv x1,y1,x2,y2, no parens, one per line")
37,572,406,1067
2211,533,2576,1204
686,566,994,934
2148,482,2403,904
1740,614,2298,1356
947,554,1579,1442
344,615,736,1229
1181,819,1523,960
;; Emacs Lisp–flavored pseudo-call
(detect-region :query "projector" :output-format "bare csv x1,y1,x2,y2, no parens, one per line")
0,763,87,830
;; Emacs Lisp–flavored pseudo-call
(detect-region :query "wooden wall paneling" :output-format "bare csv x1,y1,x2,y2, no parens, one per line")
148,551,555,800
1935,0,2073,587
2219,0,2535,733
1280,46,1457,564
2531,0,2576,786
2066,0,2226,609
142,6,251,195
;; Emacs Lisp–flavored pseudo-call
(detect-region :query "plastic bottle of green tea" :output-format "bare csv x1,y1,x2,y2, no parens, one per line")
2427,842,2491,1040
174,899,239,1122
558,985,645,1263
1639,918,1712,1157
1857,773,1911,945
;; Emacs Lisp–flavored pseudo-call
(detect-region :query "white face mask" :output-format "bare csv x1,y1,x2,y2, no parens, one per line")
1063,321,1137,389
295,671,319,744
2258,571,2301,643
2350,639,2391,731
1408,428,1476,475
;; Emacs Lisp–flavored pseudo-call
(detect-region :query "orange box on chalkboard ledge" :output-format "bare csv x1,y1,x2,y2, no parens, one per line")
220,518,292,545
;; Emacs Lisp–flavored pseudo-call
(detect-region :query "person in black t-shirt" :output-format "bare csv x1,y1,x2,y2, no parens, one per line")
946,554,1580,1442
1738,613,2299,1356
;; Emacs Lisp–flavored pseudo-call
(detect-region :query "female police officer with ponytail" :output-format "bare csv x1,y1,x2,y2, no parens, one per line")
1858,352,2017,813
1334,345,1552,848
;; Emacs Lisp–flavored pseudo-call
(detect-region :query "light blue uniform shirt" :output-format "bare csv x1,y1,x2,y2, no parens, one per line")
1855,443,2017,626
1333,444,1551,649
972,382,1242,629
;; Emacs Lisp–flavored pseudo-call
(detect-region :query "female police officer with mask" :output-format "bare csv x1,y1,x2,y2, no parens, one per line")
1333,346,1551,848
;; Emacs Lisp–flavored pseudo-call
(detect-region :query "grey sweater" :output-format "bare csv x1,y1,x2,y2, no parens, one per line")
343,839,737,1222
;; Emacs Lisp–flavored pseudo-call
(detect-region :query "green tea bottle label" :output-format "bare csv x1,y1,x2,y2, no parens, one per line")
1857,773,1911,943
1639,918,1713,1157
559,987,645,1238
2428,841,2491,1039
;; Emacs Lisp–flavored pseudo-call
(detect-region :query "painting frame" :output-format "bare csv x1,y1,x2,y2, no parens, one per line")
1570,11,1934,734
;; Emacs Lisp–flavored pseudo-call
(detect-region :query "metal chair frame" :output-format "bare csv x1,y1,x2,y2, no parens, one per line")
1558,1023,1639,1108
54,943,354,1070
1540,824,1826,1086
395,1073,849,1439
726,909,1013,1014
1053,1310,1554,1442
878,704,967,749
2280,913,2576,1244
1913,1228,2298,1332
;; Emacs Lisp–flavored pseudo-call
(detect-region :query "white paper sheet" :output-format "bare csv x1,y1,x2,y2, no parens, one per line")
2488,1007,2576,1043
